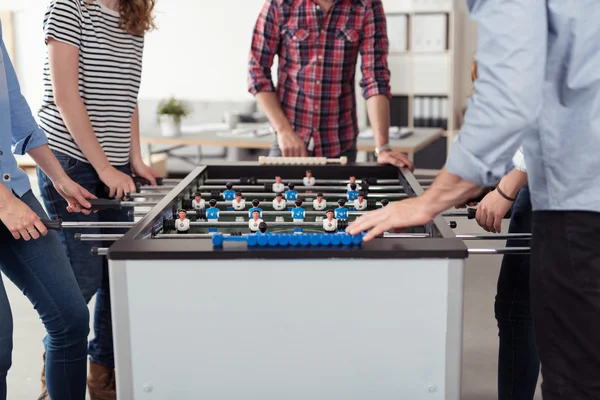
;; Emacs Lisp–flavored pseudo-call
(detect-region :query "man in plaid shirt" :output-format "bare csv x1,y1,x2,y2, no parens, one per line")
248,0,413,169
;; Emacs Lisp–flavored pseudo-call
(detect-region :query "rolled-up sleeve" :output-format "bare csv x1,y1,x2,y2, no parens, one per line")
1,38,47,155
360,0,391,99
248,0,280,95
446,0,546,186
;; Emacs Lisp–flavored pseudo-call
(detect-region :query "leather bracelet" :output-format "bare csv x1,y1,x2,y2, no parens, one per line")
495,186,516,202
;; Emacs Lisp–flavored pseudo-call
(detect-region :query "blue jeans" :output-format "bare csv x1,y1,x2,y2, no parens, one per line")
37,151,133,368
0,190,89,400
495,184,540,399
269,138,358,162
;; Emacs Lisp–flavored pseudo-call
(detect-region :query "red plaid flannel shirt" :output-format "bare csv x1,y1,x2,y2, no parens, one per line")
248,0,391,157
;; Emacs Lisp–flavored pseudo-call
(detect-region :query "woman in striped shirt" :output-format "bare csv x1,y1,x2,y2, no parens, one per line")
36,1,157,398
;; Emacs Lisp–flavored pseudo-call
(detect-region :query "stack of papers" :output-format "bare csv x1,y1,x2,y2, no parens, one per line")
359,127,413,139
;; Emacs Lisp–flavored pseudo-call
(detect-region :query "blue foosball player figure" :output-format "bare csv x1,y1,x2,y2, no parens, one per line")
291,199,305,233
285,183,298,209
335,199,348,221
206,199,220,232
347,183,359,202
223,182,236,201
248,199,263,218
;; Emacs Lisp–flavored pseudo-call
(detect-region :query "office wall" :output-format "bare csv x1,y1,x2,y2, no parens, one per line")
2,0,267,112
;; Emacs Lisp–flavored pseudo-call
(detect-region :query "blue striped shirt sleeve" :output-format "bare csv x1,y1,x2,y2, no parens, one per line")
445,0,546,186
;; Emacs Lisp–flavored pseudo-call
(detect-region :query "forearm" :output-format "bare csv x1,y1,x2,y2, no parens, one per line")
255,92,293,133
0,182,14,206
28,145,69,183
420,167,484,214
129,103,142,163
497,169,528,198
55,97,111,173
366,95,390,148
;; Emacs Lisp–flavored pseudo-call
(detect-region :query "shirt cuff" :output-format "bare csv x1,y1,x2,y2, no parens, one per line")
512,147,527,172
12,127,48,155
446,139,514,187
248,80,276,96
362,82,391,100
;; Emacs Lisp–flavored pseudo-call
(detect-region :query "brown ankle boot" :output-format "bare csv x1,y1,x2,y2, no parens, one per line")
88,360,117,400
38,351,50,400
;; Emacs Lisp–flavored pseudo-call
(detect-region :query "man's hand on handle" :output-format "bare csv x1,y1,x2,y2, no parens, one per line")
0,196,48,240
277,129,308,157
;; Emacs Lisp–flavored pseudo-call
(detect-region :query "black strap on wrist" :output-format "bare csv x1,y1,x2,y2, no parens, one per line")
495,186,516,202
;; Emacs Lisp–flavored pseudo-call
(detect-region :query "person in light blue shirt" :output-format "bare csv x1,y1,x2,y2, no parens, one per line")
349,2,600,397
0,26,95,400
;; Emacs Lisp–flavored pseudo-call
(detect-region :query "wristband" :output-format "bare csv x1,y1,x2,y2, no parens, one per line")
496,186,516,202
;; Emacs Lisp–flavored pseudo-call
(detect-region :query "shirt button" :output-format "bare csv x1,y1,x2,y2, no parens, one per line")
314,106,319,110
316,81,321,85
318,55,323,60
292,36,297,40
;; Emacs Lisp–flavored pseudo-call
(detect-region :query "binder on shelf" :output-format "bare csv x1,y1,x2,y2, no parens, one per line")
411,13,448,53
386,14,408,53
413,97,424,127
440,97,448,130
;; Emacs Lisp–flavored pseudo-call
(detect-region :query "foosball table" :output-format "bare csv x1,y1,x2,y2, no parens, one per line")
44,158,530,399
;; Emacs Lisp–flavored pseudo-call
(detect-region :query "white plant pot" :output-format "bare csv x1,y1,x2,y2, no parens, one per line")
159,115,182,137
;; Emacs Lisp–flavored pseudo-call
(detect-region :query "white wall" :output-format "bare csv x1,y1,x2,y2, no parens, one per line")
2,0,267,112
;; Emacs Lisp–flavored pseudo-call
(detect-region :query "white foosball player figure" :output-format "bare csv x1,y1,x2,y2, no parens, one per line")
291,199,305,233
272,175,285,193
313,192,327,210
347,176,361,191
303,169,315,186
232,191,246,210
272,192,287,222
322,209,338,233
354,191,367,211
192,193,205,210
248,210,264,233
176,209,190,234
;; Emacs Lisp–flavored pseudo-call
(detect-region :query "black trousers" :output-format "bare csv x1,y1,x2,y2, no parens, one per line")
531,211,600,399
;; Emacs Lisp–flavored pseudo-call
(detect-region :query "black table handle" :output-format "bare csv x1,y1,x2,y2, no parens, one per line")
467,207,512,220
41,218,62,230
133,176,163,186
86,199,122,210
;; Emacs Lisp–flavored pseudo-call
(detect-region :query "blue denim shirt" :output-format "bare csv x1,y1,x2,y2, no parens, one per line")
0,20,48,197
446,0,600,213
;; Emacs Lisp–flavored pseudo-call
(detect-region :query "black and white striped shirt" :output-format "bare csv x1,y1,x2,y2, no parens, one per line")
38,0,144,166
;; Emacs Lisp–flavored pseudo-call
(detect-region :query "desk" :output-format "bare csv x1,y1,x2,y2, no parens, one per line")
141,126,444,166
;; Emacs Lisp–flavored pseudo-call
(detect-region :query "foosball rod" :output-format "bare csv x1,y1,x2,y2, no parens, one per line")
194,185,426,192
202,178,435,185
89,246,530,256
258,156,348,165
175,192,407,199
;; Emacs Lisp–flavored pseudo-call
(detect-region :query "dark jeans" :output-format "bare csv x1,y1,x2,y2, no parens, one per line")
495,184,540,399
269,138,358,162
531,210,600,399
37,151,133,368
0,190,89,400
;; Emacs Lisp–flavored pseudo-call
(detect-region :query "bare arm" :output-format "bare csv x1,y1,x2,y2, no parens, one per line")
366,95,390,149
47,38,135,198
28,144,70,184
129,103,159,185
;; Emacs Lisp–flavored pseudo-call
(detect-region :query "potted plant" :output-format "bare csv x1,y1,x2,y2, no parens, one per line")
157,97,190,137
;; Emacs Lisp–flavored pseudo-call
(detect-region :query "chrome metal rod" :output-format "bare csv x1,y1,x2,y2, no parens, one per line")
121,200,158,208
127,192,171,198
131,208,459,218
75,234,123,241
60,221,136,229
457,233,531,240
162,178,181,184
196,192,406,199
188,221,343,227
155,232,430,239
204,178,434,185
137,186,177,191
197,185,411,191
92,247,109,256
468,247,530,255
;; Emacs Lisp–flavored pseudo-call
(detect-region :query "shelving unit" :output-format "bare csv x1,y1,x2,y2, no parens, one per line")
356,0,473,164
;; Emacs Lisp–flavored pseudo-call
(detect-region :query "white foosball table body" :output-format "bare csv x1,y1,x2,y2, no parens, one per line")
106,163,468,399
109,257,465,399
